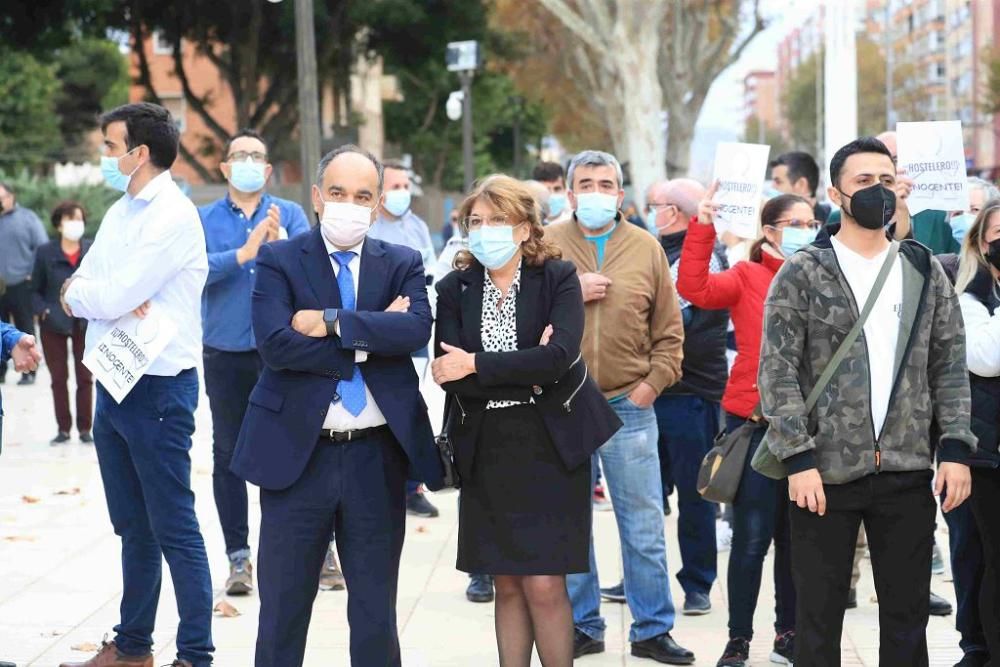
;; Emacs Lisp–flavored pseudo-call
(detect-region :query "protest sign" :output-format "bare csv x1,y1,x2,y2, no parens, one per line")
896,120,969,215
711,142,771,238
83,308,178,403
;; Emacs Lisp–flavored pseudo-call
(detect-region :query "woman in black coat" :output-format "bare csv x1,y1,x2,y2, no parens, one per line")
32,201,93,444
432,174,621,667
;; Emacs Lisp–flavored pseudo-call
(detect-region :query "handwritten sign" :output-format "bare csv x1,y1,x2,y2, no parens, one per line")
711,142,771,238
83,309,177,403
896,121,969,215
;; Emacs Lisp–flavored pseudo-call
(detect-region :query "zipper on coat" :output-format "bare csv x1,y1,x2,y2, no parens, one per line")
454,395,467,425
563,360,589,413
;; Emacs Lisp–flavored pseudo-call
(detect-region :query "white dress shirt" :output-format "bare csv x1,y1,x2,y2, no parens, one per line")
320,234,387,430
65,171,208,376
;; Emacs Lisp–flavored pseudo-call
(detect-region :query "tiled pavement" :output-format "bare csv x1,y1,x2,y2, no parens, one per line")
0,362,965,665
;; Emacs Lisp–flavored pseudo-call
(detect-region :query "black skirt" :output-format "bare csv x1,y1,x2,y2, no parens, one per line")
456,404,591,575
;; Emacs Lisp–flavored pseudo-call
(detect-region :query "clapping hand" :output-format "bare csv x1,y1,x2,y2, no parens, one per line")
385,296,410,313
432,342,476,385
11,335,41,373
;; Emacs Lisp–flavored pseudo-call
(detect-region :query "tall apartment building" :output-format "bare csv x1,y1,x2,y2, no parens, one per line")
872,0,1000,172
744,70,779,142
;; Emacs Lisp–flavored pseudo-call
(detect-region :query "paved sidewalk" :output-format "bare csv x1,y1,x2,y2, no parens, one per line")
0,362,965,666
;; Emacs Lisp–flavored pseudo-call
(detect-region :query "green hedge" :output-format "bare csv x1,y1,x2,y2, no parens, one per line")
0,171,119,238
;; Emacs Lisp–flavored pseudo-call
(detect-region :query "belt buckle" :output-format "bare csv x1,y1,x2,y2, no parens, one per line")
346,430,354,442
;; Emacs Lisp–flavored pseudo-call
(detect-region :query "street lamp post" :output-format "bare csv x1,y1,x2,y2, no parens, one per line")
270,0,322,214
511,95,524,178
447,41,480,193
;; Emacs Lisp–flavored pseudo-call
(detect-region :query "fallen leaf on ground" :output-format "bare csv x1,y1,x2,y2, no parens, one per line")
71,642,100,651
3,535,37,542
21,495,40,504
415,525,428,533
40,630,63,637
54,488,81,496
214,601,241,617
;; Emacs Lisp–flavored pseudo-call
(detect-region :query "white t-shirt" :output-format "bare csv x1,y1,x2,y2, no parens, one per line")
830,236,903,437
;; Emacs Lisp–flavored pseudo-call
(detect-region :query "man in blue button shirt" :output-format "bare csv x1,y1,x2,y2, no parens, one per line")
198,128,310,596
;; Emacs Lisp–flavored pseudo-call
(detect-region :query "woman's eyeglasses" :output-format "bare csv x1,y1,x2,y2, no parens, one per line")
773,218,822,230
463,215,515,230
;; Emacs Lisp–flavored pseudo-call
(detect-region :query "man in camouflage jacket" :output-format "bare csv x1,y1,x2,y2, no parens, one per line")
758,137,975,666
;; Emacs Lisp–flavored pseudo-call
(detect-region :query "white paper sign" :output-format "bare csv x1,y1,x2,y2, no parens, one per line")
896,120,969,215
83,309,178,403
711,142,772,239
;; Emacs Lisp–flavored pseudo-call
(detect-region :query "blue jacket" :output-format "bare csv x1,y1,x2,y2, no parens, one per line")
231,227,444,491
0,322,24,421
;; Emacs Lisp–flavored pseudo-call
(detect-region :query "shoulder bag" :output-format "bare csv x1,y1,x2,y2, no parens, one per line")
752,241,899,480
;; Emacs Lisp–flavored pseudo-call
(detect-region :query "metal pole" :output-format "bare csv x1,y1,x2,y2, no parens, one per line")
512,96,523,177
885,1,894,129
295,0,322,216
460,70,474,192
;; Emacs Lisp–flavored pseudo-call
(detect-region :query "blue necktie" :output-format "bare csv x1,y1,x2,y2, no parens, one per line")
332,251,367,417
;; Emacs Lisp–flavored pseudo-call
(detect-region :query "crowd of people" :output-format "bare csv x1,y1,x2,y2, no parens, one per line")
0,100,996,667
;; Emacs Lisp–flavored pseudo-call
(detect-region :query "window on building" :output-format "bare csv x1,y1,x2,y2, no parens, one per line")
159,95,187,132
152,30,175,55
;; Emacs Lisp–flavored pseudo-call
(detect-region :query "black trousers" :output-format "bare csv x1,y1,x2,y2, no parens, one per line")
202,346,261,558
790,470,935,667
970,467,1000,659
0,281,35,379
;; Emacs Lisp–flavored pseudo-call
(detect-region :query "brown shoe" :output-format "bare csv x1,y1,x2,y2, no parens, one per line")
319,546,346,591
59,639,152,667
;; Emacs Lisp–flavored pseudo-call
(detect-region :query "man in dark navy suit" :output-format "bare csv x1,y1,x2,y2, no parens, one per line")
231,145,443,667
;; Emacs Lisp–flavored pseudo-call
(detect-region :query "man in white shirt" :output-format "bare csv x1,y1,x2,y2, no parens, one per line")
230,145,442,667
58,103,213,667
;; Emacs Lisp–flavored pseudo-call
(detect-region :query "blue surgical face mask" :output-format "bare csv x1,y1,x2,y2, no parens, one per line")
229,159,267,194
469,224,522,269
383,189,412,217
646,209,659,236
101,147,140,192
779,226,818,257
951,212,975,245
574,192,618,230
548,193,567,218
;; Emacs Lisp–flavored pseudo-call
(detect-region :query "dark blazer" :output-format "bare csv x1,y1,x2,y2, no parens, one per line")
231,227,444,491
32,240,91,336
434,259,622,481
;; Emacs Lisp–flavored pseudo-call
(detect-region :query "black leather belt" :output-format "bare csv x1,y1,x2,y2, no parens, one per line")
319,424,390,443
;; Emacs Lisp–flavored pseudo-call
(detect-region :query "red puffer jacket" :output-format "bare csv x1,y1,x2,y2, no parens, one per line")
676,220,784,419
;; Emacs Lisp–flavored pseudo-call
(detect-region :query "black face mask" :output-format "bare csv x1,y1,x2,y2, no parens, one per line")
839,183,896,231
986,238,1000,271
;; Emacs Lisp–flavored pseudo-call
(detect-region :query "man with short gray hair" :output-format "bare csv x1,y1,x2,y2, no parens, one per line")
0,181,48,385
546,150,694,664
231,144,442,667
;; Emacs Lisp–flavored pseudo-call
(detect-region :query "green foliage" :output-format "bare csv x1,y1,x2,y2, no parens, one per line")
54,38,130,162
781,51,821,155
981,47,1000,115
0,50,62,172
0,171,119,238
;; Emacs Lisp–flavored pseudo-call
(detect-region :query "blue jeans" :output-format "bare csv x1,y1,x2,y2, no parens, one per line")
725,414,795,640
93,371,214,666
655,394,718,597
568,399,675,643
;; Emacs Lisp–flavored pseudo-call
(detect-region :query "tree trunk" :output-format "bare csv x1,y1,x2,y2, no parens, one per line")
613,44,665,208
665,110,696,178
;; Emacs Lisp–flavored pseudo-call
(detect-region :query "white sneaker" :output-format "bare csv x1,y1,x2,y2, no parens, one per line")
716,519,733,552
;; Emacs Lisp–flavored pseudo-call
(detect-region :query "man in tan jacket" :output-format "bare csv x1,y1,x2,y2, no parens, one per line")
545,150,692,665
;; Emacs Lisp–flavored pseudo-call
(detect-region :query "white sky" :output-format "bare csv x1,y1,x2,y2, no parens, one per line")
697,0,820,130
